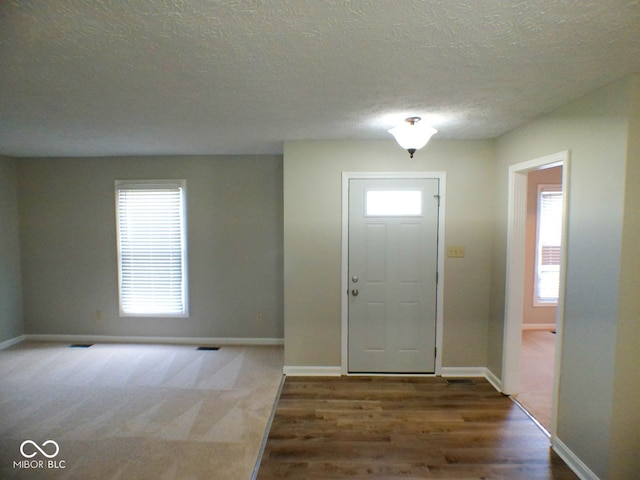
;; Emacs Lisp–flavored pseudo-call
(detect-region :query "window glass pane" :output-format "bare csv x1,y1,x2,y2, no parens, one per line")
538,269,560,302
116,180,188,317
535,186,563,305
539,191,563,245
366,190,422,216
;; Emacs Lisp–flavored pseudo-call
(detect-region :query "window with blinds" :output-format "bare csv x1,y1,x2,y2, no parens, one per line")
115,180,188,317
534,185,563,305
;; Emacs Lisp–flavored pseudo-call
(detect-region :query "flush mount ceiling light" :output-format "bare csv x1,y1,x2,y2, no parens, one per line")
388,117,438,158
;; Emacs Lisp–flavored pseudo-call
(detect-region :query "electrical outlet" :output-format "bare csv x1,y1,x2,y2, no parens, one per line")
447,246,465,258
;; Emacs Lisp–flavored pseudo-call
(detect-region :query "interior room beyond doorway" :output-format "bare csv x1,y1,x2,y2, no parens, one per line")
515,165,563,432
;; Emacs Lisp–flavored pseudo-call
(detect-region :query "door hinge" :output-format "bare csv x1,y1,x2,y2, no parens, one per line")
434,194,441,206
436,271,439,284
434,346,437,358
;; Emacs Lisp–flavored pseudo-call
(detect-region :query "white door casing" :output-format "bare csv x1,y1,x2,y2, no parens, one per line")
502,151,569,441
341,172,446,375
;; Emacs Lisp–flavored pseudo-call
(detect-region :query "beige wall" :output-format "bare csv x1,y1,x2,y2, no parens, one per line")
523,166,562,326
492,75,638,479
0,156,23,343
17,155,284,340
283,139,495,368
609,74,640,479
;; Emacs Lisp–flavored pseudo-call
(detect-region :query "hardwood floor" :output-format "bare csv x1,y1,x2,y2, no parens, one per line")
257,376,577,479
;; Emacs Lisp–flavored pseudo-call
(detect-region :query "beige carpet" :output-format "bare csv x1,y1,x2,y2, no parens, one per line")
0,341,283,479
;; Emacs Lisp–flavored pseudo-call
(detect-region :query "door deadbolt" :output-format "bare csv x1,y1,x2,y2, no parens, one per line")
351,275,359,283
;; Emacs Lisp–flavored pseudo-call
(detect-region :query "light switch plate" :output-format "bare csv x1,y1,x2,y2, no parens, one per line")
447,246,465,258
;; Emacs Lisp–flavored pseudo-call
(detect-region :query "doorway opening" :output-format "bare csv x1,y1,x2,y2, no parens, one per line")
502,151,569,439
516,166,563,431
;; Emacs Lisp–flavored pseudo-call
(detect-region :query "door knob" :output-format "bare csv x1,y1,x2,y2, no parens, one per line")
351,289,359,296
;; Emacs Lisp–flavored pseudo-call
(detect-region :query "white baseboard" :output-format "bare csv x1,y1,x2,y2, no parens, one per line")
25,334,284,347
0,334,26,350
441,367,502,393
280,366,501,392
522,323,556,331
484,368,503,392
440,367,487,377
553,437,600,480
283,366,341,376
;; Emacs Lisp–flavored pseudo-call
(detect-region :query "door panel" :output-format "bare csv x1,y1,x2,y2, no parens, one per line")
399,223,421,281
348,178,439,373
366,224,387,281
365,302,385,350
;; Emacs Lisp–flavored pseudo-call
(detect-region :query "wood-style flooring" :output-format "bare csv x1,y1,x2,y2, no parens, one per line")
517,330,556,431
257,376,577,480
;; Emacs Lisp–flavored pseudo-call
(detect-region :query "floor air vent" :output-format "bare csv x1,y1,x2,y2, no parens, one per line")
445,378,475,385
197,346,220,351
70,344,93,348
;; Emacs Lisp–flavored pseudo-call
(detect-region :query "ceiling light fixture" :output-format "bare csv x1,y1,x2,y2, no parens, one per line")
388,117,437,158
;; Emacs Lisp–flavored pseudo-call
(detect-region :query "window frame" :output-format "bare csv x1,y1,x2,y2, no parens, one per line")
115,179,189,318
533,184,563,307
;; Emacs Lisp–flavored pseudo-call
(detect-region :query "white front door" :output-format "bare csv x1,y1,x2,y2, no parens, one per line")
348,178,440,373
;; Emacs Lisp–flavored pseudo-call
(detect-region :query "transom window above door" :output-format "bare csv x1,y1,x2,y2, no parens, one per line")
365,190,422,216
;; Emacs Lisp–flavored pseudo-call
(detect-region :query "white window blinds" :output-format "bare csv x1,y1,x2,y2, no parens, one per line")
115,180,188,317
535,185,563,305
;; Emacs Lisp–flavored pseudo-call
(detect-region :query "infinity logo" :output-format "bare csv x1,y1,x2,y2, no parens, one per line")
20,440,60,459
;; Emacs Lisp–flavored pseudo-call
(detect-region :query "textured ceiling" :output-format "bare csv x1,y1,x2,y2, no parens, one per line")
1,0,639,156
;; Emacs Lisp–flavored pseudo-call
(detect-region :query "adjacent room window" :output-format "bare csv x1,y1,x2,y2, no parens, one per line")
534,185,563,305
115,180,188,317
